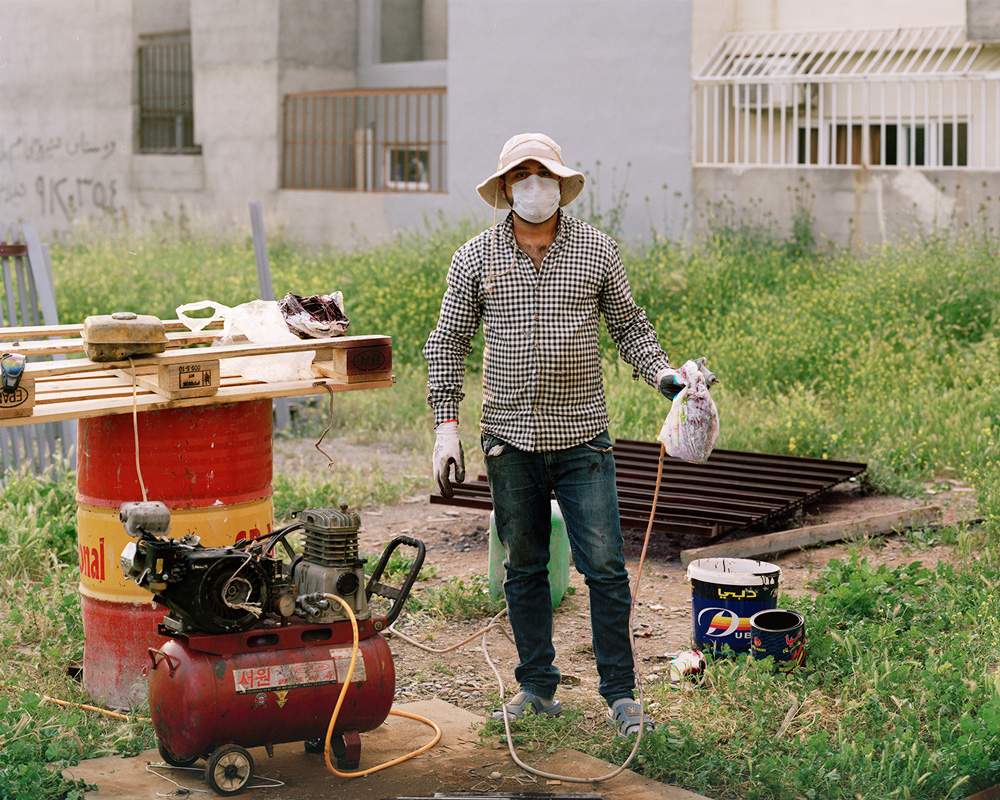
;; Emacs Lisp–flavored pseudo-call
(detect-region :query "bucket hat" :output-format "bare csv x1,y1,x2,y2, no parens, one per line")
476,133,585,210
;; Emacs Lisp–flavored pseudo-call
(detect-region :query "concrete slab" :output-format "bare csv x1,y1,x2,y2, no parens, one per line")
64,699,709,799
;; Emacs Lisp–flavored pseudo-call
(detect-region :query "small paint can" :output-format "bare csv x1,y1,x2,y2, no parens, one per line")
669,648,707,685
749,609,806,674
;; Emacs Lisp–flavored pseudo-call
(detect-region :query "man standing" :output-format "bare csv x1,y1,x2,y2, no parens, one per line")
423,133,682,736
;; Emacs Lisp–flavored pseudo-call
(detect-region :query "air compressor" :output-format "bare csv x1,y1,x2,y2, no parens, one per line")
119,501,425,796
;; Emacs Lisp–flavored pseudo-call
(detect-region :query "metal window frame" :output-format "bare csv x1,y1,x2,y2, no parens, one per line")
137,31,201,155
281,87,446,193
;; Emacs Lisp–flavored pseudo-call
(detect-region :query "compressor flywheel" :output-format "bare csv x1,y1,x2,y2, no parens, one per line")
195,558,271,633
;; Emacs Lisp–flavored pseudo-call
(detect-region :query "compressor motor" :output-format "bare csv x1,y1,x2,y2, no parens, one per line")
120,500,423,635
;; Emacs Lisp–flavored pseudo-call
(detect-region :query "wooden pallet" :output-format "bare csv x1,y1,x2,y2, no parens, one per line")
0,321,393,425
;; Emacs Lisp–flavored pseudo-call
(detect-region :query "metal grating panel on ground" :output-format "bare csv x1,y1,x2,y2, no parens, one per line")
429,438,866,539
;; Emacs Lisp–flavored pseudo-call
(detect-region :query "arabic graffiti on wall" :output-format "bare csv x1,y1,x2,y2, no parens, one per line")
1,134,120,165
0,134,122,223
35,175,119,220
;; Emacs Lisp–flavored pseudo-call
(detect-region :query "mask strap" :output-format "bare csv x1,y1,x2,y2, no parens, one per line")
485,199,514,295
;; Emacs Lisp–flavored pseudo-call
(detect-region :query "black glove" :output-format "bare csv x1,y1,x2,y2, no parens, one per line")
657,368,684,400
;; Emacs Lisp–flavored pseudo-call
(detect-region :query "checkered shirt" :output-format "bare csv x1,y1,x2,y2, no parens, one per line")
423,212,671,451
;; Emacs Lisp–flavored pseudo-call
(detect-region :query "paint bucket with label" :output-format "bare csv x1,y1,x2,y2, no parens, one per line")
687,557,781,656
76,400,273,708
750,609,806,673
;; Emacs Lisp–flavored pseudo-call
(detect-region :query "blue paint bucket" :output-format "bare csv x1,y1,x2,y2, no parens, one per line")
750,609,806,673
687,558,781,656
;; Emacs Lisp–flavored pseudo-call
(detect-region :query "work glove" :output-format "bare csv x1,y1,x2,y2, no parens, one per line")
656,367,684,400
433,420,465,498
0,352,26,393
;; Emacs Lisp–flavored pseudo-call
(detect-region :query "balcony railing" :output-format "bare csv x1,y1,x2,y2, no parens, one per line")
282,87,446,192
693,26,1000,169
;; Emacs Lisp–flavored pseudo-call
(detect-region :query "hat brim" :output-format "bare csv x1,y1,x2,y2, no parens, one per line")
476,155,585,210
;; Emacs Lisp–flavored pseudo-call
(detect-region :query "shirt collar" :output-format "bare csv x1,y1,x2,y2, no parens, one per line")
500,210,568,247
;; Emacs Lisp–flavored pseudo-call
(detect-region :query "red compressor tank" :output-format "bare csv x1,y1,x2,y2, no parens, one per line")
148,615,393,766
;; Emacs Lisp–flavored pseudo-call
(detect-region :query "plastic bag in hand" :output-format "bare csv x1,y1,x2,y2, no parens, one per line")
278,292,349,339
657,358,719,463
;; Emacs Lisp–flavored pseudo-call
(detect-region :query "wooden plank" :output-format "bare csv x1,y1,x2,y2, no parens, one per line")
965,783,1000,800
0,376,393,427
112,359,220,399
0,329,223,357
0,377,35,418
679,506,943,567
0,318,224,341
0,318,395,429
23,335,389,378
313,342,393,383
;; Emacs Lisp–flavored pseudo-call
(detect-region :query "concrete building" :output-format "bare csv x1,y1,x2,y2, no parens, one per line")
2,0,1000,249
0,0,691,250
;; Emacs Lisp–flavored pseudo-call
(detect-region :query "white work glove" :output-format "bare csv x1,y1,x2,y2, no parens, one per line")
433,420,465,498
656,366,684,400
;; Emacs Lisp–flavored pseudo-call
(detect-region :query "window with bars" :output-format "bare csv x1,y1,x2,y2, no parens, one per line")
137,31,201,154
282,88,446,192
796,122,968,166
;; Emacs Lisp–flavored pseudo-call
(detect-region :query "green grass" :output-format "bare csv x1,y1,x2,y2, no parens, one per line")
2,212,999,798
0,464,77,582
601,549,1000,799
0,565,155,799
271,462,424,525
406,574,506,620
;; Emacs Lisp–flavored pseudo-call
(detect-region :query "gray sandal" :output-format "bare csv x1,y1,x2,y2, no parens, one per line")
606,699,656,737
491,690,562,721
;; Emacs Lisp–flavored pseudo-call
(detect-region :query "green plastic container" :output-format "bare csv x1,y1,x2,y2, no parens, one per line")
488,499,570,610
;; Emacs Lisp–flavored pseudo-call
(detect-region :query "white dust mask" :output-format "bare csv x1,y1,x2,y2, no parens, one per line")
510,175,561,223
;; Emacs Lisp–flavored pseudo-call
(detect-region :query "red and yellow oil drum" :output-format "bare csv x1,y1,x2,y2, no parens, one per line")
76,400,273,708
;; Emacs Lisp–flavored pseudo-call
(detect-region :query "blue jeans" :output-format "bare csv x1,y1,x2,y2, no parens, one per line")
483,429,635,706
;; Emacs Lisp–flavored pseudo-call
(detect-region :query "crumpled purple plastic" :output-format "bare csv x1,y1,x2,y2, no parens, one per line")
278,292,350,339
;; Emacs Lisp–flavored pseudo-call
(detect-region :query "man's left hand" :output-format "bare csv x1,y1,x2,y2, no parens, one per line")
657,367,684,400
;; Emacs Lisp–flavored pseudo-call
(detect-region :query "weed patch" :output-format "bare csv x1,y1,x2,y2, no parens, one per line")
597,550,1000,799
407,574,506,620
5,215,998,798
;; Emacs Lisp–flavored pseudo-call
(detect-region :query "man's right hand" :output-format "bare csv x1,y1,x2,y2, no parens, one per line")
433,420,466,498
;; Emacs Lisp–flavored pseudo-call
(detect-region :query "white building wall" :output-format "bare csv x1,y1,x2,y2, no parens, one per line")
694,166,1000,246
445,0,693,244
1,1,135,228
688,0,1000,246
1,0,692,249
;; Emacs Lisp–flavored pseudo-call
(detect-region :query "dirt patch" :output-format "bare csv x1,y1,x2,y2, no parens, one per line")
273,435,980,732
